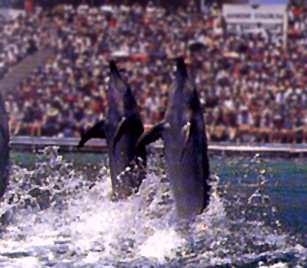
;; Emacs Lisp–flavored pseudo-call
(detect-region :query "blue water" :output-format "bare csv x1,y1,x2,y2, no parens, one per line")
0,149,305,267
214,156,307,244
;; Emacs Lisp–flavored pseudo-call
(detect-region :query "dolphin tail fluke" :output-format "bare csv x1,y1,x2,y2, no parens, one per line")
109,60,127,101
136,121,165,151
78,120,106,148
176,57,188,79
109,60,121,78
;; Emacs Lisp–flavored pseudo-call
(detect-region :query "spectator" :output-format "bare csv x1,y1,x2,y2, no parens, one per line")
1,1,306,144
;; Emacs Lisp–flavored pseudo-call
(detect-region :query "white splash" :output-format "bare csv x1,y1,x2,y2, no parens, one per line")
139,228,186,263
0,148,305,267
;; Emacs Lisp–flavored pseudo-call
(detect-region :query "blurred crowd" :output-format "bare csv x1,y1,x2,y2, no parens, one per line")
0,10,53,78
3,2,307,143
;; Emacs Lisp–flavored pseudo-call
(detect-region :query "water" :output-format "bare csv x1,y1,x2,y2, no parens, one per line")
0,147,306,267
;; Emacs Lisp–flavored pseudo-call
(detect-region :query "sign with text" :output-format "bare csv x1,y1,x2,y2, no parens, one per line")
0,8,25,21
223,4,287,35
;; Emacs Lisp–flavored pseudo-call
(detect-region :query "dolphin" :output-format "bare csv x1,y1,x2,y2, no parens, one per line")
0,93,9,198
137,58,211,220
78,61,146,200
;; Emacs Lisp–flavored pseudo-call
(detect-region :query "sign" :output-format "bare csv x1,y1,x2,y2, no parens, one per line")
223,4,287,35
0,8,25,21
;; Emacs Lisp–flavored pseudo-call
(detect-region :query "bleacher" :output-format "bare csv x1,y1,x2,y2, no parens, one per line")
1,1,306,143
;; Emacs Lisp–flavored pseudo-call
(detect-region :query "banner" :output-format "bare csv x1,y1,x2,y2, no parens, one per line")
223,4,287,35
0,8,25,20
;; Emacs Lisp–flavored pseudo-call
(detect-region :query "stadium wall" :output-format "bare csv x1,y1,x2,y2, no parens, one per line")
10,136,307,157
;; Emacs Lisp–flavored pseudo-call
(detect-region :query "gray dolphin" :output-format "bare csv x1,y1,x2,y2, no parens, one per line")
78,61,146,200
137,58,210,220
0,94,9,198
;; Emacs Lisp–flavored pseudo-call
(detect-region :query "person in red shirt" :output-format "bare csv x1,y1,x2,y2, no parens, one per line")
25,0,33,13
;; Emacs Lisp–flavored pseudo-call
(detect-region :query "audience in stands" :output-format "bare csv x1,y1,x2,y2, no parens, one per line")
0,9,54,78
3,2,307,143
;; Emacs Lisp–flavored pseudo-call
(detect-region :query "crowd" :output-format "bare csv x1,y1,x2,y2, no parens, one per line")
0,9,54,78
3,2,307,143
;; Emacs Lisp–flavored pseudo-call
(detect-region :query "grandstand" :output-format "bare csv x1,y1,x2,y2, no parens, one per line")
0,0,306,144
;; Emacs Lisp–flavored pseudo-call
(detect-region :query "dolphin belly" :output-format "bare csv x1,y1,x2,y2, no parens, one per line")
78,61,146,200
165,140,208,220
134,58,211,221
109,133,145,199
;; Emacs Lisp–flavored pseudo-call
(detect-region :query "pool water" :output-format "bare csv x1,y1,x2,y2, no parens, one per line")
0,147,306,267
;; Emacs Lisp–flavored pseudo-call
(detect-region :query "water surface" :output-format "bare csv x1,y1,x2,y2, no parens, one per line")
0,148,306,267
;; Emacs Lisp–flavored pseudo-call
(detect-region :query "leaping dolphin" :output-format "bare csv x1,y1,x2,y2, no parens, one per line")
78,61,146,200
0,94,9,198
137,58,211,220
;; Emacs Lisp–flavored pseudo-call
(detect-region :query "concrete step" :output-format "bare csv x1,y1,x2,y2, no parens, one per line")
0,48,54,94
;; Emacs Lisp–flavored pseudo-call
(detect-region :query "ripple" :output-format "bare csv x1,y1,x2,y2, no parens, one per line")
0,147,305,267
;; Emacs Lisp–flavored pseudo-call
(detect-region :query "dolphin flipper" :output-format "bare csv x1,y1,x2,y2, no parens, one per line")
136,121,166,150
78,120,106,148
112,114,144,150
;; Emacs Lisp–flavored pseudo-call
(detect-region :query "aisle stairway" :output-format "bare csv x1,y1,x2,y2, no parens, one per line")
0,48,54,94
